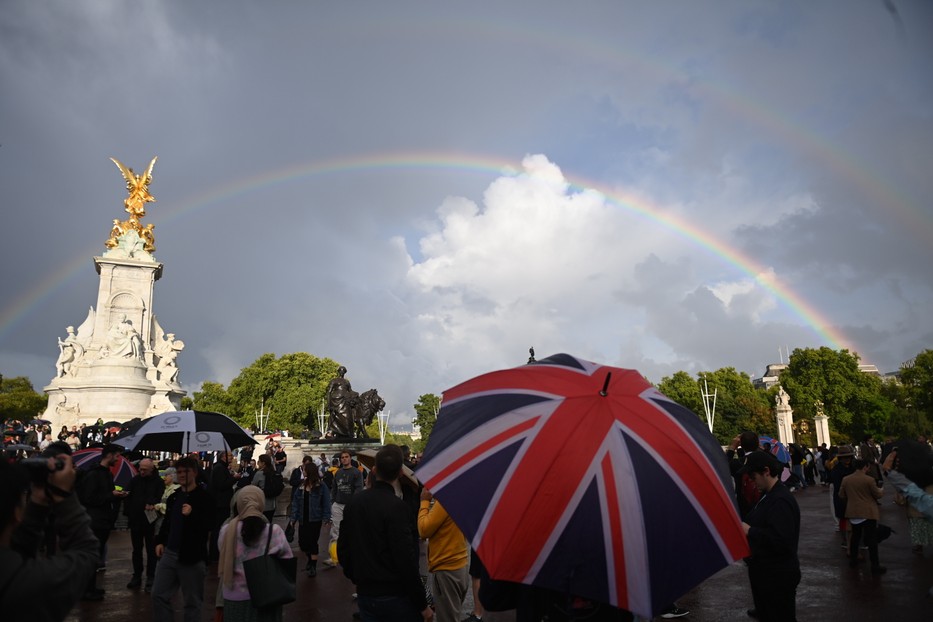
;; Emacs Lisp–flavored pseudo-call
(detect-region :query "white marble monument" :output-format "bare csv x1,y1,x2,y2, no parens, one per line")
774,385,795,445
43,157,186,429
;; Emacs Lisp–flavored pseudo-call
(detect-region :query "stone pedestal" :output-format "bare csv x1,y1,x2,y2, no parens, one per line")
775,386,795,445
43,238,185,429
814,414,831,447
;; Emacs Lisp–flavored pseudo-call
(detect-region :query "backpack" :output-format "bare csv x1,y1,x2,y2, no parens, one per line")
264,471,285,498
740,472,761,510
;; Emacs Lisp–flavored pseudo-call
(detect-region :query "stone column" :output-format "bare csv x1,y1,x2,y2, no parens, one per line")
814,415,830,446
775,386,795,445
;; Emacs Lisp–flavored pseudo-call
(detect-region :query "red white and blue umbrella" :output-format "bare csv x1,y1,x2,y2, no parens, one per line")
758,435,791,465
72,447,138,488
758,435,791,482
112,410,257,453
415,353,749,619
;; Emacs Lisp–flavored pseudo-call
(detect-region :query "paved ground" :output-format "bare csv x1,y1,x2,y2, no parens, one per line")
66,482,932,621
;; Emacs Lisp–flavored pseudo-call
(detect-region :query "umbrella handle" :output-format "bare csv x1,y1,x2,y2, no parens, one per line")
600,372,612,396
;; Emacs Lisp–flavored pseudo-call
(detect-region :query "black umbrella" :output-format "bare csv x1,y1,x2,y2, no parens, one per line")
112,410,257,453
894,438,933,488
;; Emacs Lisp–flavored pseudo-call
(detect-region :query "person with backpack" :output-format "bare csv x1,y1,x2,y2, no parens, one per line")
250,454,281,521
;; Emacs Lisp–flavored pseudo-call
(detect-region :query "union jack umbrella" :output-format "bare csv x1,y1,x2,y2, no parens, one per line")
415,353,749,618
72,447,138,488
758,435,791,464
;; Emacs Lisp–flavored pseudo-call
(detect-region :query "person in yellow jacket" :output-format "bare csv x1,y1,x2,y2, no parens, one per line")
418,488,470,622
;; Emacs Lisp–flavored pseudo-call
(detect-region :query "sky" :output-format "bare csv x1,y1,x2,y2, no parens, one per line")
1,1,931,430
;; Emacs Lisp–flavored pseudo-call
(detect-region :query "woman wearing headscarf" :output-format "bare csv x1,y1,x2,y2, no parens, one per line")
218,485,293,621
289,461,331,576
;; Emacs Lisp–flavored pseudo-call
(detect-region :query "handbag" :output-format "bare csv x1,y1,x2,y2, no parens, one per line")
243,523,297,609
284,521,295,543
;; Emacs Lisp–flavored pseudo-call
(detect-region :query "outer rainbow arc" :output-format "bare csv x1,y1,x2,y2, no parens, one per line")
416,17,931,246
0,152,855,356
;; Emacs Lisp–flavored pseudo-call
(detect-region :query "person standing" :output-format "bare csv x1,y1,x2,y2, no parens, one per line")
123,458,164,592
207,452,238,563
273,442,288,474
290,461,331,576
218,485,294,621
323,450,363,567
76,443,126,600
830,445,856,543
338,444,432,621
839,459,886,575
151,456,214,622
250,454,279,521
739,451,801,622
418,489,469,622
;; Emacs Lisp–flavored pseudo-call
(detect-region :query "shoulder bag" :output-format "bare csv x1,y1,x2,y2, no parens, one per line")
243,523,297,609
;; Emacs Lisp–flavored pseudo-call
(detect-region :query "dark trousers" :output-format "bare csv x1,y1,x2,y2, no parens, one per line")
357,594,422,622
130,521,158,579
299,520,323,556
850,519,880,569
87,527,109,592
208,506,230,562
748,564,799,622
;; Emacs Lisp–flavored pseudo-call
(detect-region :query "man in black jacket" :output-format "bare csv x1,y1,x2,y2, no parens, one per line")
740,450,801,622
151,456,214,622
123,458,164,591
76,443,124,600
338,444,432,621
207,451,237,562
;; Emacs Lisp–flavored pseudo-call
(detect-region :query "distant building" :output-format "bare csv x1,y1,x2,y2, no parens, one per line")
753,360,886,389
752,363,787,390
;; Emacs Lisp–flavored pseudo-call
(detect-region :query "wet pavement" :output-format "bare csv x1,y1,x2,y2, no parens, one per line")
65,482,931,621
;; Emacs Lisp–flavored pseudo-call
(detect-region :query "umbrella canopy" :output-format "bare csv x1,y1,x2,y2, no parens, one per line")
415,353,749,619
758,435,791,465
72,447,138,488
893,438,933,488
112,410,257,453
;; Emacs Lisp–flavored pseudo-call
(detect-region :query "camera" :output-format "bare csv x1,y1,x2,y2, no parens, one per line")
21,456,67,484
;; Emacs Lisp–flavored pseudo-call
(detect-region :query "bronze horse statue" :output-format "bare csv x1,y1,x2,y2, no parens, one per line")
348,388,385,438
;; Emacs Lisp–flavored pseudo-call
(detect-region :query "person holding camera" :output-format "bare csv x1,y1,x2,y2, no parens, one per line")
0,451,99,620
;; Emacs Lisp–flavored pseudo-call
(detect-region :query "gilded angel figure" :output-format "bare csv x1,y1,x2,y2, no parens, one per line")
111,156,158,220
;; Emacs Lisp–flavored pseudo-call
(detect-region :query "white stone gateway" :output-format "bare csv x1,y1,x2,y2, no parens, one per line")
43,157,185,429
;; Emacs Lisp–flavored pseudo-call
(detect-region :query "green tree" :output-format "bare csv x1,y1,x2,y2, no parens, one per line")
901,350,933,421
658,368,772,444
192,381,231,413
0,376,48,423
412,393,441,447
656,371,703,415
221,353,341,433
780,347,891,441
700,367,773,442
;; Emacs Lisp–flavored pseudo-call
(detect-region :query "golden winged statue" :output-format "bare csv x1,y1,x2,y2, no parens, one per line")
105,156,159,253
111,156,157,219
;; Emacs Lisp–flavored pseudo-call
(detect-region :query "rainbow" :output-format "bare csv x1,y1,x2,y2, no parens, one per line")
0,152,857,355
430,16,932,245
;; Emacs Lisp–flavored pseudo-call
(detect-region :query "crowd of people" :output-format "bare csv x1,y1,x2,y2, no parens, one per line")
726,431,933,621
2,414,932,622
